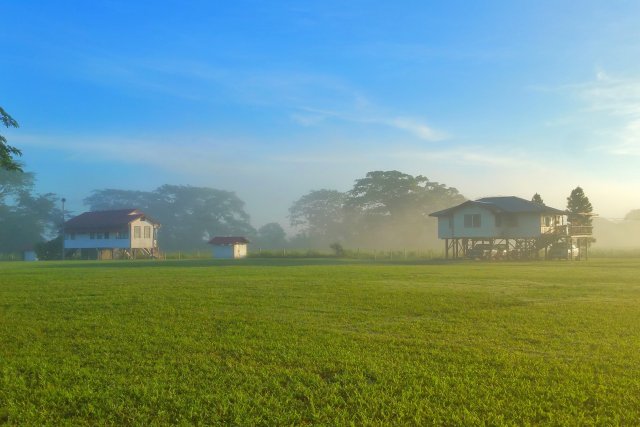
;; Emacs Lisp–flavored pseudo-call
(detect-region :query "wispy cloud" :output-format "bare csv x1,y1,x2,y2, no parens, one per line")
14,133,256,176
78,54,450,143
578,71,640,117
390,147,537,168
290,106,448,142
385,117,448,141
546,71,640,156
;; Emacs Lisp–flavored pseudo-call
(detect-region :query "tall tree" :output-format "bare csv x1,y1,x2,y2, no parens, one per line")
0,107,22,172
289,189,346,246
288,171,465,249
531,193,544,205
343,170,465,248
346,170,464,217
0,169,59,253
254,222,288,249
566,186,593,226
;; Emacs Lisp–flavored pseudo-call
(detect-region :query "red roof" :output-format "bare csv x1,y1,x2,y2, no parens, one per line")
208,236,250,245
64,209,159,232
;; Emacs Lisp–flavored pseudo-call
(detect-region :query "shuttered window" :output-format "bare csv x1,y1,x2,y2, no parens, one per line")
464,214,481,228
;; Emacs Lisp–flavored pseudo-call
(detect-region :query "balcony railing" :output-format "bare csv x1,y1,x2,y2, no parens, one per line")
541,224,593,236
569,225,593,236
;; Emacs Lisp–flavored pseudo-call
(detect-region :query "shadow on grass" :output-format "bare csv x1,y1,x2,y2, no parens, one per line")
31,257,454,269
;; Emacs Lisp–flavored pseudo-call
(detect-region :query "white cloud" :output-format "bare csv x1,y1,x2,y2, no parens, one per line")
14,133,251,176
390,147,536,168
386,117,448,141
545,71,640,157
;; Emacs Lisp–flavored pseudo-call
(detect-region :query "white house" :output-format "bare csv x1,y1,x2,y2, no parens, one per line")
208,236,249,259
429,196,592,259
64,209,160,259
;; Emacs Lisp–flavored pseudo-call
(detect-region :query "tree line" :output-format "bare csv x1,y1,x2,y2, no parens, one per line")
0,105,601,256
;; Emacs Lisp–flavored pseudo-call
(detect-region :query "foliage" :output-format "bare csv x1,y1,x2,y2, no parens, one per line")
531,193,544,205
566,186,593,226
0,169,60,253
84,185,255,251
290,171,464,250
289,189,346,245
0,106,22,172
254,222,288,249
329,242,345,256
346,170,460,217
33,236,63,260
1,259,639,424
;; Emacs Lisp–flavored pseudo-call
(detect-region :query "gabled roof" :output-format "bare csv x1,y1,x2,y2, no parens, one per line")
429,196,566,217
64,209,159,232
208,236,250,245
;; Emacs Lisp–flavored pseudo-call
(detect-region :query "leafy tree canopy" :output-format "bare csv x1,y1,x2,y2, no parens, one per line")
346,170,464,218
289,171,465,249
289,189,346,241
254,222,288,249
0,107,22,172
0,168,59,253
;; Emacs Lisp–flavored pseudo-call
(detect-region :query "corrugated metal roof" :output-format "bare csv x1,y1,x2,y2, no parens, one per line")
64,209,159,232
476,197,565,214
208,236,250,245
430,196,566,217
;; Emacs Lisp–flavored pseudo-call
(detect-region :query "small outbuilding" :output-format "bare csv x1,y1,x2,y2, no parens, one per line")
208,236,249,259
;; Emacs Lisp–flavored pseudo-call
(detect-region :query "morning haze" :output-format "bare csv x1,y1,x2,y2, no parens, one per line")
3,2,640,425
3,1,640,235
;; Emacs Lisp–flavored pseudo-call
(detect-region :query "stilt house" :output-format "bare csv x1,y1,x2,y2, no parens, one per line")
429,196,593,260
63,209,160,259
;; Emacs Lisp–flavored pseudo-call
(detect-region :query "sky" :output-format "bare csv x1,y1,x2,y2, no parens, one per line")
3,0,640,227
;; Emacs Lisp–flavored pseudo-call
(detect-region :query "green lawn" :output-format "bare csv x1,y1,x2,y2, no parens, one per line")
1,259,639,425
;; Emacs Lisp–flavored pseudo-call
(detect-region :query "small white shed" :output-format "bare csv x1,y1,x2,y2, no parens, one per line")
208,236,249,259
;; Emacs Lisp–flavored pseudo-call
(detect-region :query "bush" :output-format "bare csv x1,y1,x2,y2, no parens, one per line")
34,236,63,260
329,242,345,257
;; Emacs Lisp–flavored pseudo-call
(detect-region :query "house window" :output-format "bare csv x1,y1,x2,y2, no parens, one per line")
90,232,95,240
544,216,551,227
144,226,151,238
464,214,481,228
495,215,502,227
104,232,110,239
448,217,453,229
506,215,518,226
117,231,129,239
97,232,104,240
134,226,141,238
65,233,76,240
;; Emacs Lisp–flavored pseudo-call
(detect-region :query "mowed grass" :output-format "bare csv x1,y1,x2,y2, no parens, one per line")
1,259,639,425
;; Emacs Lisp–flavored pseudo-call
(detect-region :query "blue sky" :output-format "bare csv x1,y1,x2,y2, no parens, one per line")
3,1,640,226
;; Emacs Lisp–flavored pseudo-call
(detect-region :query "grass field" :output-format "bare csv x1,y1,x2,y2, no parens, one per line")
1,258,639,425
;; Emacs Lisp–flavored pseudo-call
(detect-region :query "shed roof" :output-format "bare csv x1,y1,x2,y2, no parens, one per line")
208,236,250,245
64,209,159,232
429,196,566,217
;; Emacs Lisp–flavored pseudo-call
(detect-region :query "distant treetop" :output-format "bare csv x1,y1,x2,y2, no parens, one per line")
531,193,544,205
